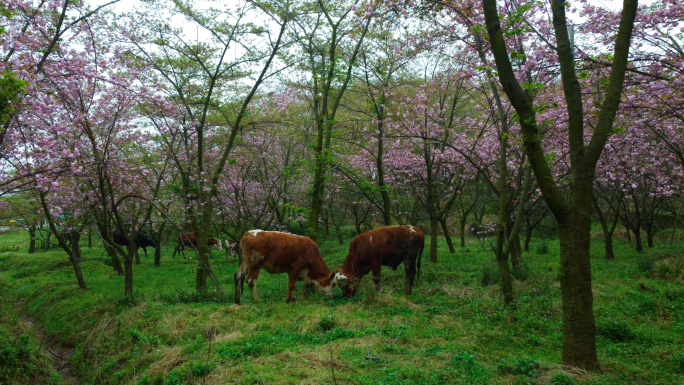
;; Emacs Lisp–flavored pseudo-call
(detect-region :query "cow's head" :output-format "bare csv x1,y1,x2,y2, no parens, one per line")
313,272,338,298
208,237,221,250
335,267,356,298
138,238,157,249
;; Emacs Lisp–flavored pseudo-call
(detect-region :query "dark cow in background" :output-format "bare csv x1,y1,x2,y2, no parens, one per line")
336,225,424,297
172,232,219,258
234,230,338,304
112,230,157,258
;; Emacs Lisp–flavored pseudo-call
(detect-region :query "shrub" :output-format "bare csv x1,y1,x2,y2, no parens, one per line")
511,264,529,281
535,242,549,255
191,361,215,377
317,313,336,332
636,256,655,273
481,265,500,287
596,320,636,342
674,352,684,373
652,257,684,280
498,356,540,377
549,373,575,385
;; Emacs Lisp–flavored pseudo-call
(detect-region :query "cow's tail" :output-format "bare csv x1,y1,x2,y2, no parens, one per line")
417,241,424,281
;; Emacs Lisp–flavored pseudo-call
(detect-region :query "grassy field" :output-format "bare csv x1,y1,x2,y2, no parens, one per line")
0,229,683,385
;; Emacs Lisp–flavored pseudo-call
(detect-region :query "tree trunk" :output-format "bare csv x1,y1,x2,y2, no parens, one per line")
154,221,165,267
510,231,522,269
645,222,653,248
594,198,615,259
195,238,211,291
70,252,87,290
28,226,36,254
495,225,514,307
334,223,344,246
439,218,455,253
88,227,92,248
524,223,532,252
604,234,615,260
460,216,467,248
154,245,162,267
124,248,134,296
558,217,597,370
626,226,632,242
323,216,330,237
105,244,124,275
429,217,439,262
69,232,87,290
71,232,82,261
135,248,141,265
634,225,643,252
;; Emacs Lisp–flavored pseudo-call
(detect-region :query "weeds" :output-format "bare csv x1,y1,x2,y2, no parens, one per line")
1,230,683,384
549,372,575,385
480,264,500,287
535,242,549,255
498,356,540,378
596,320,636,342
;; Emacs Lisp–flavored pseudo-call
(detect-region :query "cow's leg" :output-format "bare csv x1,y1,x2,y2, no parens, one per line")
404,256,417,295
353,276,363,295
286,271,299,303
234,267,246,305
142,247,149,258
372,264,382,291
246,269,261,301
172,245,178,258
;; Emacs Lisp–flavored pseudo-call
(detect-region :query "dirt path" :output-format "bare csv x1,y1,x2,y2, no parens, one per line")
14,301,81,385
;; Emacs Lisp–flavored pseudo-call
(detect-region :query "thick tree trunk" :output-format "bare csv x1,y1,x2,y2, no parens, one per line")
634,225,643,252
429,217,439,262
626,226,632,242
558,216,597,370
439,218,455,253
135,249,141,265
28,226,36,254
88,227,92,248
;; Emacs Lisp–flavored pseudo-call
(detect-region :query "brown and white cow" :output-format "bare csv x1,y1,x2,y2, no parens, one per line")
336,225,424,297
222,240,240,262
172,232,220,258
234,230,338,304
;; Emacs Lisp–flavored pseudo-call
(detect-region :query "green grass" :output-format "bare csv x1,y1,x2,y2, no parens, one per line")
0,229,683,384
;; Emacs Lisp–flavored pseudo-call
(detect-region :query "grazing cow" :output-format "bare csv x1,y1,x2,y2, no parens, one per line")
223,240,240,262
112,230,157,257
336,225,424,297
172,232,219,258
234,230,338,304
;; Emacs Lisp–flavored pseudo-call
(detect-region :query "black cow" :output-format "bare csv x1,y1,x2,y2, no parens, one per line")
112,230,157,257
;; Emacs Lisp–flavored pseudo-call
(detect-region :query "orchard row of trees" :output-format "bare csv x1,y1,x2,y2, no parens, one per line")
1,0,683,371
